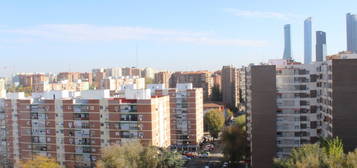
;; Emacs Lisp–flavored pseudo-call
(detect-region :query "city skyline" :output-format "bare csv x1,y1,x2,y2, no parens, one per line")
2,2,357,168
0,0,356,76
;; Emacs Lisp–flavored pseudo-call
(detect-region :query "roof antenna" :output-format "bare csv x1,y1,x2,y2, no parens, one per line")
135,44,139,68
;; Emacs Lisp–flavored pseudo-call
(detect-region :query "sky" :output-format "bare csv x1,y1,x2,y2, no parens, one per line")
0,0,356,76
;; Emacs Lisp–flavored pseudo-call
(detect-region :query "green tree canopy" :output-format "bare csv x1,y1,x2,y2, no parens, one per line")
233,114,246,131
221,124,249,167
204,109,225,138
145,77,154,86
225,109,233,120
210,84,222,101
157,149,185,168
273,137,357,168
346,149,357,167
96,141,184,168
7,85,32,96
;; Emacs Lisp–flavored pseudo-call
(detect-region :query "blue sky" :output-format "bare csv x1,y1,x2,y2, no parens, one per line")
0,0,356,76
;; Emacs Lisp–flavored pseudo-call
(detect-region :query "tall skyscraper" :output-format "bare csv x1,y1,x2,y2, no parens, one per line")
304,17,312,64
346,13,357,53
316,31,327,62
283,24,292,60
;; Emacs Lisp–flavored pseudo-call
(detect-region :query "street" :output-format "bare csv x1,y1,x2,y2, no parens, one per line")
184,154,223,168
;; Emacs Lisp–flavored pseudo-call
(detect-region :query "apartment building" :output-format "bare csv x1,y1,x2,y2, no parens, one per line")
32,80,91,93
270,56,357,154
2,89,171,168
242,55,357,167
3,93,26,167
31,74,50,93
243,65,277,168
211,71,222,89
154,71,171,88
104,67,123,78
100,77,145,90
149,83,204,151
92,69,107,89
0,78,6,98
0,99,9,167
221,66,239,108
13,74,32,87
122,67,142,77
79,72,93,85
318,58,357,152
57,72,81,83
142,67,155,79
169,71,213,101
13,73,49,89
273,60,320,158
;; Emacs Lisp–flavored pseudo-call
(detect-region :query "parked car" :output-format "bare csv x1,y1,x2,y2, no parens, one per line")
204,144,215,151
221,162,228,168
185,152,197,158
182,155,192,160
200,152,209,158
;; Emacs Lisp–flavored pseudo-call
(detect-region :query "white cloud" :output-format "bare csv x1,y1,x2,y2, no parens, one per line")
168,37,267,47
224,8,301,20
0,24,267,47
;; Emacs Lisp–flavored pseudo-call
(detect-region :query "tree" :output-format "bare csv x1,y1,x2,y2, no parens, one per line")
210,84,222,101
145,77,154,86
157,149,185,168
140,146,160,168
225,109,233,121
96,141,143,168
221,124,249,167
321,137,345,167
346,149,357,168
7,85,32,96
233,114,246,130
273,137,353,168
204,109,225,138
275,144,323,168
89,84,96,90
96,141,184,168
19,156,61,168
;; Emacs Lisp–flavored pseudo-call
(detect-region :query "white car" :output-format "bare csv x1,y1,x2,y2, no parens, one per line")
201,153,209,158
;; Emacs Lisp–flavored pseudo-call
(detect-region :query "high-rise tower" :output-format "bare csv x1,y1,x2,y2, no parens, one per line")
347,13,357,53
304,17,312,64
283,24,292,60
316,31,327,62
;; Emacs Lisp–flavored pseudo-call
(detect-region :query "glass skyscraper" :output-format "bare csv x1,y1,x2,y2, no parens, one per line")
347,13,357,53
283,24,292,60
304,17,312,64
316,31,326,62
